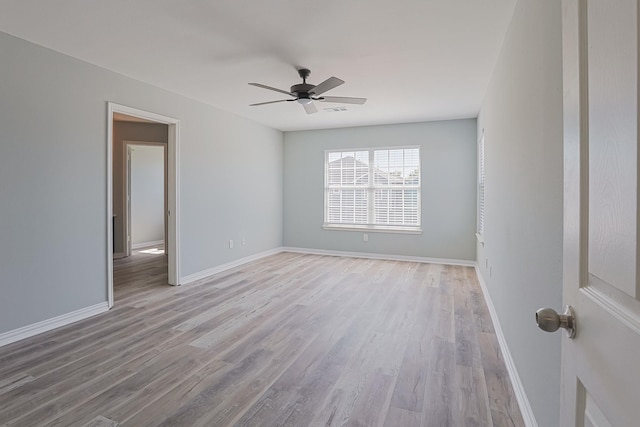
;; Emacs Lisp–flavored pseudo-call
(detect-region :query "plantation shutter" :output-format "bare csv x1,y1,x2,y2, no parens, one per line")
372,148,420,226
326,151,369,224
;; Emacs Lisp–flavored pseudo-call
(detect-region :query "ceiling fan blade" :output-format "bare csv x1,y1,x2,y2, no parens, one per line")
319,96,367,105
303,102,318,114
248,83,292,96
310,77,344,96
249,99,291,106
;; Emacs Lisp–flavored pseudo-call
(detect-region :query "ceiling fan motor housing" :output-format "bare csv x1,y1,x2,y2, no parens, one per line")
291,83,315,99
292,68,314,99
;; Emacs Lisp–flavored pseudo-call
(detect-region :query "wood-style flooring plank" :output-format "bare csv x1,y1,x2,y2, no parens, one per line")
82,415,119,427
0,374,34,396
454,365,493,427
420,337,456,427
384,406,422,427
478,331,526,427
452,266,483,368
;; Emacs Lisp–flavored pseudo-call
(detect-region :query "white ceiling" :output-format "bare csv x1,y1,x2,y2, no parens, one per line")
0,0,516,132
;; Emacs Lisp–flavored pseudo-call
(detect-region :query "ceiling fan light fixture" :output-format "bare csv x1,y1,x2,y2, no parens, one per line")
297,97,312,105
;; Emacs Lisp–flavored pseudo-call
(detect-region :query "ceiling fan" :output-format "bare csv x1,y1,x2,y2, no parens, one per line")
248,68,367,114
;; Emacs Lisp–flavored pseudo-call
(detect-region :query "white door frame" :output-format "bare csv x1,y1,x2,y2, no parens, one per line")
124,141,168,257
107,103,181,308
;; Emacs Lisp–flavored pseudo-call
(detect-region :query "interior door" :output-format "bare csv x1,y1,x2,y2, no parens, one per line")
561,0,640,425
125,145,132,257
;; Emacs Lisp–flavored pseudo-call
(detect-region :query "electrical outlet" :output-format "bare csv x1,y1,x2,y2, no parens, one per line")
363,233,368,242
241,237,246,245
229,239,234,249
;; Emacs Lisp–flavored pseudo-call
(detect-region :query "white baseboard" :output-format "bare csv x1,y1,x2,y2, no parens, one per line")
474,265,538,427
132,240,164,250
282,246,476,267
180,248,285,285
0,302,109,348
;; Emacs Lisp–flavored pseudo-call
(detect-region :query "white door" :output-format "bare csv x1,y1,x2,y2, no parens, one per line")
560,0,640,425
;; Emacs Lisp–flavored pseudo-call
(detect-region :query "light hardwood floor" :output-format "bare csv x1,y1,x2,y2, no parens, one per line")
0,251,524,426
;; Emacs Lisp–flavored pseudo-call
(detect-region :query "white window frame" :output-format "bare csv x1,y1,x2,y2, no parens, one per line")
323,146,422,234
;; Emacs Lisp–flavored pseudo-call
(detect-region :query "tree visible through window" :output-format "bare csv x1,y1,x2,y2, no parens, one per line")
324,147,421,232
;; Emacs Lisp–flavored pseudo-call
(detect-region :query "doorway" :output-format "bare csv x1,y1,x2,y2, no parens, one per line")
125,142,167,257
107,103,181,308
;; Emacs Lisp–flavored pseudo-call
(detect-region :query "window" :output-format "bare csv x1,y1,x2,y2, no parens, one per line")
477,132,485,236
324,147,421,233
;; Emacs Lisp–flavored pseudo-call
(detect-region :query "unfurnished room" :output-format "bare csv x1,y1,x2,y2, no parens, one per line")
1,1,640,426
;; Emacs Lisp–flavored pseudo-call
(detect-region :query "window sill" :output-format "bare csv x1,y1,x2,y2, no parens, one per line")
323,224,422,235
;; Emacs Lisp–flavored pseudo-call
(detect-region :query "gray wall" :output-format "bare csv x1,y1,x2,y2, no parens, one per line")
283,120,477,261
0,31,283,334
477,1,563,426
112,122,168,254
130,145,165,247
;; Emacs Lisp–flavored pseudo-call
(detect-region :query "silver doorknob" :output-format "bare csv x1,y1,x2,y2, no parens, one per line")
536,305,576,339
